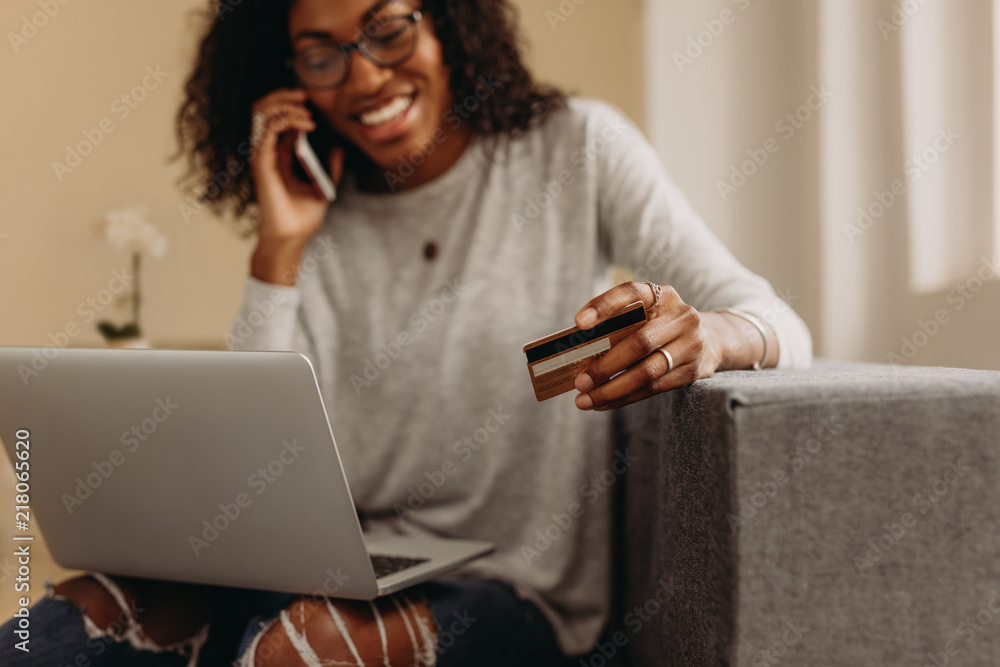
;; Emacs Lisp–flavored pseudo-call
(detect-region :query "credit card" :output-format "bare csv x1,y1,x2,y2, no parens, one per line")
523,301,647,402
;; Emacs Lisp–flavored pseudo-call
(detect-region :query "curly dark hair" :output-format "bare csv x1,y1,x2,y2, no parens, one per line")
175,0,565,233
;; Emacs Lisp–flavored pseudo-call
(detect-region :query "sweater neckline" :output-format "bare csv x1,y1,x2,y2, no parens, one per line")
337,133,489,211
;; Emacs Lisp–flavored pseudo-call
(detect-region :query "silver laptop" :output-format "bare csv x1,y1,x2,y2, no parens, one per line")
0,346,493,599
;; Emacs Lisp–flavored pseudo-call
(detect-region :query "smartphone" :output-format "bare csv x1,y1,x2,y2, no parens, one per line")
294,132,337,202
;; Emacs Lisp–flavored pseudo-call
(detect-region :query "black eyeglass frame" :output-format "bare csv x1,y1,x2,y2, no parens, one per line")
286,10,424,90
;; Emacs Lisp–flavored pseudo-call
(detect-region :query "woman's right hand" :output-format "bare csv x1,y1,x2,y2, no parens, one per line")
249,88,345,285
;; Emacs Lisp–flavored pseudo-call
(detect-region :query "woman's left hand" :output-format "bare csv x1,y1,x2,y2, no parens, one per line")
572,281,724,411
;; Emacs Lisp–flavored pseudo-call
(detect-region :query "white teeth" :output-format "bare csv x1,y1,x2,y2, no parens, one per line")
358,95,413,127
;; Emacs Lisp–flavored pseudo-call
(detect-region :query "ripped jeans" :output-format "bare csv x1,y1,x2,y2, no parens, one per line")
0,573,572,666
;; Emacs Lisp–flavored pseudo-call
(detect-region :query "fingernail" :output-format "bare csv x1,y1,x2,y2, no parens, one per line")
575,373,594,392
577,308,598,328
576,393,593,410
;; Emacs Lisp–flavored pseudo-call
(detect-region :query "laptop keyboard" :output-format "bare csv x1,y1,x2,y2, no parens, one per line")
370,554,430,579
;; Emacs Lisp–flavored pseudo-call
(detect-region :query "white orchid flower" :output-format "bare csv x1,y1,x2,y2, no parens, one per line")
104,205,168,258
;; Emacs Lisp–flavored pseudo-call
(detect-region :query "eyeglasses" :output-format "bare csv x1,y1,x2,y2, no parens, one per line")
288,10,423,90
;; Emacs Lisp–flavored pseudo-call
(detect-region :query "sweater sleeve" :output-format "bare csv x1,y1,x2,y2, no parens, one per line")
585,99,812,369
226,274,312,355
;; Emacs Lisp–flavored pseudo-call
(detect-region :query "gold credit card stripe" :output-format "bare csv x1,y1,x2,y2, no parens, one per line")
530,338,611,377
522,301,647,402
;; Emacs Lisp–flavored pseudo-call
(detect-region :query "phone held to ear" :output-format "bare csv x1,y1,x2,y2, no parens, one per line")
294,132,337,202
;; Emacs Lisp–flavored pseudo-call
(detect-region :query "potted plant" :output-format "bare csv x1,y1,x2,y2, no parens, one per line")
98,205,167,348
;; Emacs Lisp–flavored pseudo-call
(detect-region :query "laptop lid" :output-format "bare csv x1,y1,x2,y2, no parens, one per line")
0,347,381,598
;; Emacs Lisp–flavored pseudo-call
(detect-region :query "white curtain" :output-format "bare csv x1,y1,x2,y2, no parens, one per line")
897,0,997,293
645,0,1000,367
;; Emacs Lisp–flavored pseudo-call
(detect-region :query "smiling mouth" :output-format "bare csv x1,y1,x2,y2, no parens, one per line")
355,93,416,127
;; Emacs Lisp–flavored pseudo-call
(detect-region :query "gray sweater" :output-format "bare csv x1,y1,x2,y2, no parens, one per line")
229,98,812,655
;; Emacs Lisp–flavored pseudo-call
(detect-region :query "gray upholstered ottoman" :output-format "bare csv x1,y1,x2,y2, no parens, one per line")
612,359,1000,666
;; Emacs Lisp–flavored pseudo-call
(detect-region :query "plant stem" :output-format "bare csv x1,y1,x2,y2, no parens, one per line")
132,252,141,331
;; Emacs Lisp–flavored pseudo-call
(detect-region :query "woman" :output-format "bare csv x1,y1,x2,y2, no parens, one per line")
0,0,811,664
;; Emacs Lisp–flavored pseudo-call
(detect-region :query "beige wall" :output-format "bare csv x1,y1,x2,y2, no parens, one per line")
512,0,645,129
0,0,643,616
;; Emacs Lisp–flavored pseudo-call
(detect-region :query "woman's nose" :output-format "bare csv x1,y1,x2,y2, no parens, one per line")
343,53,395,98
